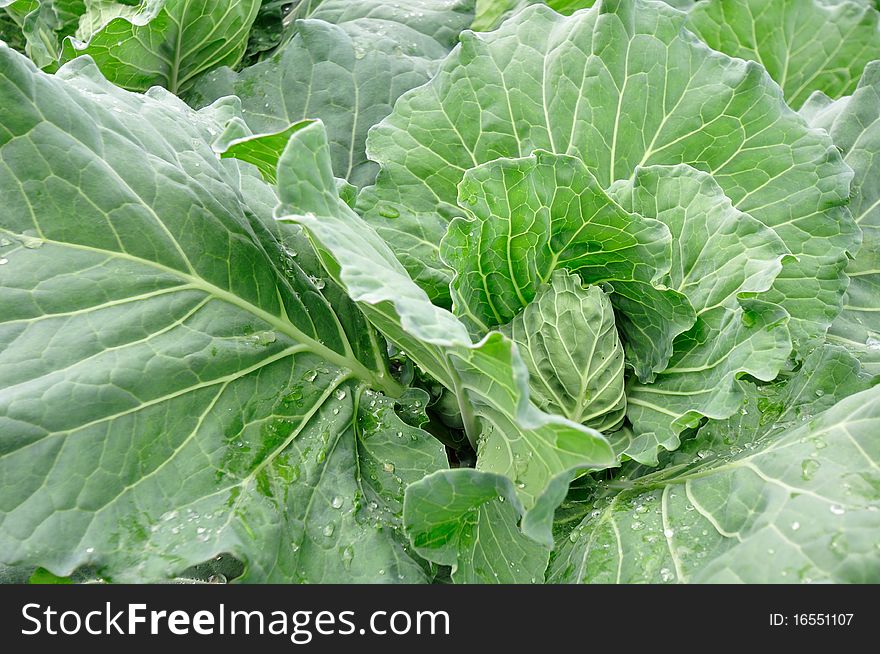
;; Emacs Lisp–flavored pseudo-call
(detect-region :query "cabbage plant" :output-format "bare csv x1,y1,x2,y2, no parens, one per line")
0,0,878,584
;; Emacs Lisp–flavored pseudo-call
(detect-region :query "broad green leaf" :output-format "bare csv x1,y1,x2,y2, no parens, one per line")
608,165,792,463
74,0,148,41
0,9,27,53
802,62,880,376
282,0,473,46
442,151,695,380
276,121,615,522
404,469,549,583
216,120,313,185
549,346,880,583
1,0,85,68
546,0,697,13
241,0,293,66
60,0,260,93
358,0,856,350
687,0,880,109
503,271,626,433
472,0,536,30
186,0,474,187
0,47,451,583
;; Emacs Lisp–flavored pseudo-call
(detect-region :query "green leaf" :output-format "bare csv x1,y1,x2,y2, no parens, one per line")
472,0,536,31
28,567,73,584
0,47,451,583
281,0,473,46
1,0,85,69
549,346,880,583
0,9,27,54
503,270,626,433
74,0,146,41
608,165,793,463
186,0,474,187
404,469,549,583
216,120,314,185
687,0,880,109
277,121,615,523
546,0,697,13
802,62,880,376
442,151,695,380
240,0,294,66
60,0,260,93
358,0,856,350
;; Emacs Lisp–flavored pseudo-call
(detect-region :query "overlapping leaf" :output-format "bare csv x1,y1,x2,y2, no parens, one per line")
358,0,856,353
276,121,615,521
442,152,694,380
802,61,880,376
549,346,880,583
404,469,549,583
503,271,626,433
187,0,474,187
608,165,793,463
0,47,450,582
59,0,259,93
688,0,880,109
0,0,85,68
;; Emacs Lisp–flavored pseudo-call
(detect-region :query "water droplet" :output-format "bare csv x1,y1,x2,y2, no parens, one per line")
0,258,8,265
829,504,846,515
378,205,400,219
85,547,94,554
659,568,674,583
208,574,227,584
791,521,801,531
814,389,825,397
17,235,43,250
331,496,344,509
334,389,347,401
341,545,354,569
865,336,880,351
830,533,848,555
322,524,335,537
801,458,820,481
383,462,395,473
0,237,9,246
245,330,276,346
663,528,675,538
631,521,644,531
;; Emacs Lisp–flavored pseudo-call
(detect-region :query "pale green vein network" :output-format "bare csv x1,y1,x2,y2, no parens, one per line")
0,46,443,583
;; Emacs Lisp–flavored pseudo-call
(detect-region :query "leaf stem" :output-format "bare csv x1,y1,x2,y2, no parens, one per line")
449,365,480,451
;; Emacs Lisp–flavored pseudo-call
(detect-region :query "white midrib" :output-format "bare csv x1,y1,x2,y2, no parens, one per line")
2,229,402,397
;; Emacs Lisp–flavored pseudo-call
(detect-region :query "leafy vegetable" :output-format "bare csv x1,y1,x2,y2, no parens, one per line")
60,0,260,93
549,346,879,583
187,0,475,186
1,0,878,584
802,61,880,376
